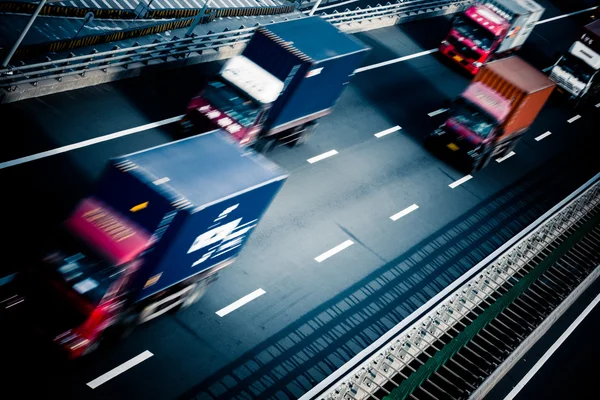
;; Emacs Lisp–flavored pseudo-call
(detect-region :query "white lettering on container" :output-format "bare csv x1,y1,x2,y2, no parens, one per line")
187,204,259,267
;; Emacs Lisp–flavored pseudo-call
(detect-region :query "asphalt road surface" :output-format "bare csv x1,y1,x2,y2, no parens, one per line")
0,1,598,399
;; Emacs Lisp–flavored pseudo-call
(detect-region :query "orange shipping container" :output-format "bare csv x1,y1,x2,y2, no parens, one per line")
473,56,555,139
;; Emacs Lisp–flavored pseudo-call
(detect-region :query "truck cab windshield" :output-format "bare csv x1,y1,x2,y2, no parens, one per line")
453,15,497,51
558,53,595,83
451,98,497,138
203,80,261,127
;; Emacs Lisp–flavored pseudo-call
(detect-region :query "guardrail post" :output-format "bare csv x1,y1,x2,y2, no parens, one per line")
99,45,120,72
122,42,141,69
2,0,47,68
55,52,75,81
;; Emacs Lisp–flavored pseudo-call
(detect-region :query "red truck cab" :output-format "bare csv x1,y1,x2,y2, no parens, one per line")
440,4,510,74
440,82,511,148
430,82,512,170
26,197,149,358
183,55,284,146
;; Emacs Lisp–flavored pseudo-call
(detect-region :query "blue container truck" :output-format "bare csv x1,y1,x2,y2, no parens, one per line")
19,131,287,358
182,16,370,151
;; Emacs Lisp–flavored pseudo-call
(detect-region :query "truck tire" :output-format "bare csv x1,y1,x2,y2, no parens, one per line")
501,139,519,158
98,310,139,350
292,122,318,147
181,279,210,309
102,311,139,345
472,152,491,173
255,137,277,154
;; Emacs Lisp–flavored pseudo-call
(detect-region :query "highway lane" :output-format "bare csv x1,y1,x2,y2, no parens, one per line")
0,3,599,400
486,278,600,400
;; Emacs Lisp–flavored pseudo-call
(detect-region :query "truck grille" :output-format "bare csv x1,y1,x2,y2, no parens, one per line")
550,71,574,91
447,36,480,61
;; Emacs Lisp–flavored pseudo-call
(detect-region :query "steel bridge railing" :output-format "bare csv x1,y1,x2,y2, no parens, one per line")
320,0,470,24
0,0,471,88
299,172,600,400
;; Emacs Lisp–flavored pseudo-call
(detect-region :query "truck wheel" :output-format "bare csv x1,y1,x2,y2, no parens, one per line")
255,137,277,154
501,140,518,158
181,280,210,309
98,311,138,351
472,152,491,172
292,122,318,147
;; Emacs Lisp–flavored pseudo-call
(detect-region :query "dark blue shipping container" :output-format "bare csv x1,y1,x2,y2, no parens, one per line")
94,130,287,301
242,16,370,134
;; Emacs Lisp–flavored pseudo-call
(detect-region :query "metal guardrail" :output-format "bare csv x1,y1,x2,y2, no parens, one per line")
0,0,296,20
0,27,257,88
299,172,600,400
0,0,470,88
320,0,470,24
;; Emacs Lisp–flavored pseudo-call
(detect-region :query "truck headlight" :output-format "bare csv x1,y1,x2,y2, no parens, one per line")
431,127,445,136
467,148,480,159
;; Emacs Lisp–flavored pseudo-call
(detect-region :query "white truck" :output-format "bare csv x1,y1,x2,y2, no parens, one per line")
549,19,600,103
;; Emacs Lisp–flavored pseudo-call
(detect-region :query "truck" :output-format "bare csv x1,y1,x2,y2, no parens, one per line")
17,130,287,358
429,56,555,171
548,19,600,103
180,16,370,152
439,0,544,74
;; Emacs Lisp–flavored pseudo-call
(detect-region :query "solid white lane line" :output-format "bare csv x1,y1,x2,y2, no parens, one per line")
535,131,552,141
428,108,449,117
449,175,473,189
307,150,338,164
535,6,599,25
0,115,183,171
390,204,419,222
153,177,171,185
216,289,266,317
5,298,24,308
0,273,16,287
374,126,402,138
355,49,439,74
315,0,358,11
496,151,516,163
596,102,600,108
87,351,153,389
504,293,600,400
567,115,581,123
315,240,354,263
